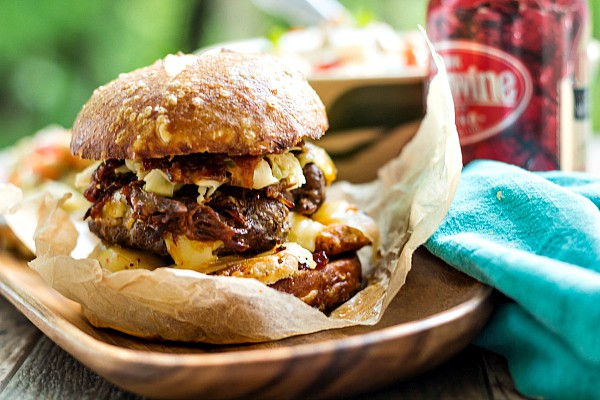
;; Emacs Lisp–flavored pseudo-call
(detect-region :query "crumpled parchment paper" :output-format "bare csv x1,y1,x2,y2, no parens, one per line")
0,34,461,343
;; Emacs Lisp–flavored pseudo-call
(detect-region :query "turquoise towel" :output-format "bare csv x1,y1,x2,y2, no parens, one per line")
425,160,600,400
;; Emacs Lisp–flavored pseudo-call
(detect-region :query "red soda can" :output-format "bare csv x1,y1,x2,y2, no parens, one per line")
426,0,590,171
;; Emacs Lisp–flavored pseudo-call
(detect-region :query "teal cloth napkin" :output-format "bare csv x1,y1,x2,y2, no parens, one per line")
424,160,600,400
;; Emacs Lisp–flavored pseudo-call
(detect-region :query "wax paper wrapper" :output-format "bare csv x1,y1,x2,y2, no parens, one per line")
1,37,461,344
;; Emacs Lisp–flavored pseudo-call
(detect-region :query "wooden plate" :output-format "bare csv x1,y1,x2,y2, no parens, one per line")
0,248,494,400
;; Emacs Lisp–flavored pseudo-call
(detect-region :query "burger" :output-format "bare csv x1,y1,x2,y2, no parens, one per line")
71,51,377,314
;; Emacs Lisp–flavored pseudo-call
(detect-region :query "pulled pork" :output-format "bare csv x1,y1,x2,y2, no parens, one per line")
83,154,327,257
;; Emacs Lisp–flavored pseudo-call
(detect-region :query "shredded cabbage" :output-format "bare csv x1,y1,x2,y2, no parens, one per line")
125,159,147,179
252,159,279,189
196,179,222,203
266,152,305,189
143,169,181,197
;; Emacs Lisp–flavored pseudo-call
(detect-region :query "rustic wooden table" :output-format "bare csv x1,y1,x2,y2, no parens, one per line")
0,293,527,400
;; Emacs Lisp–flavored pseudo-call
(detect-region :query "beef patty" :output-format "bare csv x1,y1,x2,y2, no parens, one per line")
88,183,291,256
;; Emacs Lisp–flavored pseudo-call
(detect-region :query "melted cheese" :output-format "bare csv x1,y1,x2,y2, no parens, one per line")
313,200,379,243
89,241,167,272
101,192,128,219
298,142,337,185
91,233,320,286
221,252,296,284
164,235,223,273
220,242,315,284
287,212,325,252
279,242,316,269
162,232,316,285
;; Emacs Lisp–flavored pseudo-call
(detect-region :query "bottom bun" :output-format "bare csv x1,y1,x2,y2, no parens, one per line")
79,247,362,342
212,249,362,313
268,256,362,313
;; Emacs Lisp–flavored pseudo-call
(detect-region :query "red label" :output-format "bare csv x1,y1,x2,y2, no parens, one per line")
434,41,533,145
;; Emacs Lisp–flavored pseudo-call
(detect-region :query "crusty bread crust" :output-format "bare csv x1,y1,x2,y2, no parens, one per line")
269,256,362,313
213,250,362,313
71,51,328,160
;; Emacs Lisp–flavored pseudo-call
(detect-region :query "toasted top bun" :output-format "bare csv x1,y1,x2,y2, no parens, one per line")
71,51,328,160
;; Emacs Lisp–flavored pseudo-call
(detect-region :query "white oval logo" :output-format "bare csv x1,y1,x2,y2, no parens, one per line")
434,41,533,145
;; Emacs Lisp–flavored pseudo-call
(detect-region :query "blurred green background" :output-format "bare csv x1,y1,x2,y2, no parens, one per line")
0,0,598,149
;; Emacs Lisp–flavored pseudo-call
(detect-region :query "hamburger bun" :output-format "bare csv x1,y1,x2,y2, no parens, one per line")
71,51,328,160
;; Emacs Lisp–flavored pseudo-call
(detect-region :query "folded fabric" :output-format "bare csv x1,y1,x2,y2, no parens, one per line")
425,160,600,400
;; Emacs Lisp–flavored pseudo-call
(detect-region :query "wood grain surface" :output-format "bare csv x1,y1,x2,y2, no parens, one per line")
0,248,500,399
0,295,529,400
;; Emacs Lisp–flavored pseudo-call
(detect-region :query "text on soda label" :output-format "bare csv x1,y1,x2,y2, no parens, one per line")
434,41,533,145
